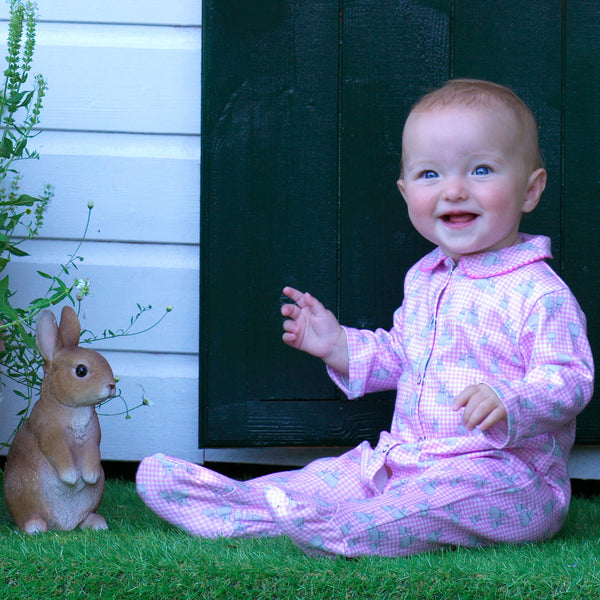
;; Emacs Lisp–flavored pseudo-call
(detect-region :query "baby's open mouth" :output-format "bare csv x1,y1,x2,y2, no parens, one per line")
441,213,477,224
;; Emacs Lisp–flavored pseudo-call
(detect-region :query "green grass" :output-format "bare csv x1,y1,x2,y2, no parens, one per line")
0,479,599,599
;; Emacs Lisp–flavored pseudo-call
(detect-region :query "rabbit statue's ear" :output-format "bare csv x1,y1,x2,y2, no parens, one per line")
57,305,81,348
36,310,59,362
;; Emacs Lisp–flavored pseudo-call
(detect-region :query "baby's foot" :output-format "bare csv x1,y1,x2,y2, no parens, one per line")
136,453,277,538
264,486,338,557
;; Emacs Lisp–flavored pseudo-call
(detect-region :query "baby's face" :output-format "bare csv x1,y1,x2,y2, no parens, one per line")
397,104,546,260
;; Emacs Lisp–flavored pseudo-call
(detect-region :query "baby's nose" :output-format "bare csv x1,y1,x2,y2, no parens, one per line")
442,177,468,201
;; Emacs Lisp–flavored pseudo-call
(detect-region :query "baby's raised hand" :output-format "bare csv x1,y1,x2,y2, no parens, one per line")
452,383,507,432
281,286,348,375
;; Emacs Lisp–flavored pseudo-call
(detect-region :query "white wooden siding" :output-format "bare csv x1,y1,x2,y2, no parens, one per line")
35,2,202,26
0,1,202,462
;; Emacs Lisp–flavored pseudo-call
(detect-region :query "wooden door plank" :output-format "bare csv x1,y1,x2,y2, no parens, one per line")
453,0,563,260
336,0,452,439
564,1,600,441
340,0,451,331
210,398,394,447
202,1,341,445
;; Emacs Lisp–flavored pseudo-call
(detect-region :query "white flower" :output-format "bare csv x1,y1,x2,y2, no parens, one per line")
74,277,91,300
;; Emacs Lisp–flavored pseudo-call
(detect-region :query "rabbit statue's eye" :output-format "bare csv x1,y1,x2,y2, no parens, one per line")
75,364,88,378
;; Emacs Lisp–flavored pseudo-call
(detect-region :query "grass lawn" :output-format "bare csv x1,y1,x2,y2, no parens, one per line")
0,476,599,599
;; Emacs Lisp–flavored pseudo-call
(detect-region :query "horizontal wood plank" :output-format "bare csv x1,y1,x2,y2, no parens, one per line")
6,240,199,354
0,351,203,463
16,131,200,245
0,22,201,134
99,351,201,461
0,1,202,26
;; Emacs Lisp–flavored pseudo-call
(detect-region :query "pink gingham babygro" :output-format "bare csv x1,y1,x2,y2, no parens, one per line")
136,234,594,557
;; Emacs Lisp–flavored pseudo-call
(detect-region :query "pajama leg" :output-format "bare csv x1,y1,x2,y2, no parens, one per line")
136,453,280,537
253,441,382,502
265,458,567,557
136,443,381,538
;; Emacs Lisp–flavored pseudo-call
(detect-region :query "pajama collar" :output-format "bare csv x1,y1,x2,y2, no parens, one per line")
420,234,553,279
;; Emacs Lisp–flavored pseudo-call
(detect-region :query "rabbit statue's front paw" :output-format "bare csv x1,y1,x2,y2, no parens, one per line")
81,467,102,485
58,466,80,486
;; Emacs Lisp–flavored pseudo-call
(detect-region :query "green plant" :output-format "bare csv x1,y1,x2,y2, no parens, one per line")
0,0,171,446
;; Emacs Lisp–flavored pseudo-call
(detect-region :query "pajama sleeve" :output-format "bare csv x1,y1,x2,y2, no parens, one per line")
327,307,407,400
484,288,594,448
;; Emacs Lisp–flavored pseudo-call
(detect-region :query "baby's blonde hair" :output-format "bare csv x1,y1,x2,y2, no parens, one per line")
406,79,544,169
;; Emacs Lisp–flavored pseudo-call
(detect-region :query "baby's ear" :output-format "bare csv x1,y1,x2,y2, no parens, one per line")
396,178,406,198
522,168,547,214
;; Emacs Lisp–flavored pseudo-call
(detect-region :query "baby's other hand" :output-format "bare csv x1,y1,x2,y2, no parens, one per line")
452,383,507,432
280,286,349,376
280,286,343,358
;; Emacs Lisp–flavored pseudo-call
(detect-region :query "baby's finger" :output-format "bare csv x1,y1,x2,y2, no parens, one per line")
478,407,506,432
282,318,298,334
281,302,299,319
282,331,298,345
282,286,305,305
302,292,326,315
461,399,490,430
452,385,475,410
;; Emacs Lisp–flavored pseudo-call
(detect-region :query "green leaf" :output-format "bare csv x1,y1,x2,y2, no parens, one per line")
6,244,28,257
14,138,27,156
17,90,34,108
29,297,52,310
16,326,36,350
0,137,13,158
13,194,38,206
0,276,18,321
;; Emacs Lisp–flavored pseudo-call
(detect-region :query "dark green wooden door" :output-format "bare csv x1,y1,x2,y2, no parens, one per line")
201,0,599,447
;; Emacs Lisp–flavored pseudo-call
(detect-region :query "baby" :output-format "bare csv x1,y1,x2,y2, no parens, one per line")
136,79,594,558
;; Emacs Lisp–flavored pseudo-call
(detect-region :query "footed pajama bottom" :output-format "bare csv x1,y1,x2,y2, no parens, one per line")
136,444,567,558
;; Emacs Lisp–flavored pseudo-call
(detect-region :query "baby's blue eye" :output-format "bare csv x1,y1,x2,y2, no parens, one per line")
473,165,491,176
421,170,438,179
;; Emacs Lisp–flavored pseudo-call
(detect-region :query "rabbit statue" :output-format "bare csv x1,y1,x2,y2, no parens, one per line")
4,305,116,534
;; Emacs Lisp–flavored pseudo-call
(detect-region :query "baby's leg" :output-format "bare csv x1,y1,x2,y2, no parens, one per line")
265,459,565,557
136,444,374,538
251,443,374,502
136,453,279,537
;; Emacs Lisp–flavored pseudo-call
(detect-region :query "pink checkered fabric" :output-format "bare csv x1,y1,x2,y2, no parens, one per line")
137,234,594,557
